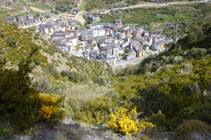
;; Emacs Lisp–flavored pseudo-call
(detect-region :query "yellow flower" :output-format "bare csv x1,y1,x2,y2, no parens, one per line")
3,129,6,132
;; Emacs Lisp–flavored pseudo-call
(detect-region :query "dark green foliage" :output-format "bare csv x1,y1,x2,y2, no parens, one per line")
139,86,168,117
0,48,39,131
0,55,6,67
34,33,40,40
6,36,16,48
41,39,48,46
33,56,40,65
0,50,4,54
75,97,110,125
68,71,85,82
48,63,60,79
47,44,61,55
94,76,105,86
61,70,85,82
61,70,69,77
146,103,211,131
186,48,207,60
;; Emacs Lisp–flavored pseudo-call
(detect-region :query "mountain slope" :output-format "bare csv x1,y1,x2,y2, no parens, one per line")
0,18,110,84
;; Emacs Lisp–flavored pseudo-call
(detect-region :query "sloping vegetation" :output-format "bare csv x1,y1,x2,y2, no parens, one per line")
109,21,211,137
72,20,211,139
100,4,211,37
82,0,196,11
0,17,113,138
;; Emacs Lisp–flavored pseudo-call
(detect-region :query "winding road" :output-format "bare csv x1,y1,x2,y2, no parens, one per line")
72,1,203,21
104,1,202,14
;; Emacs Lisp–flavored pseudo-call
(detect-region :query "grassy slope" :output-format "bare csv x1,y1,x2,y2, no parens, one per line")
100,4,211,37
31,4,52,10
79,1,87,11
0,18,108,83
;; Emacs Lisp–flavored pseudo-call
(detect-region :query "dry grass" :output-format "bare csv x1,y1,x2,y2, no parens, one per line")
175,119,211,137
30,6,45,13
76,15,86,25
65,84,112,105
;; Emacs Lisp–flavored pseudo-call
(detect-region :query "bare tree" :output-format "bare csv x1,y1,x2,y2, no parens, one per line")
107,81,116,113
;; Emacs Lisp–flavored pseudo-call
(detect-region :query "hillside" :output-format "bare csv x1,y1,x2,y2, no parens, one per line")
109,20,211,137
81,0,197,11
0,17,114,134
70,20,211,139
1,7,211,140
100,4,211,37
0,18,110,83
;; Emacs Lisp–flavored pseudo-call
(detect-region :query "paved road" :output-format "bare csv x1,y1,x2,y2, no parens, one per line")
104,1,201,14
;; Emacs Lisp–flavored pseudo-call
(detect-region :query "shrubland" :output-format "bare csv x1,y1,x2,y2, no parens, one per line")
82,0,197,11
1,5,211,139
100,4,211,37
0,17,113,138
109,20,211,138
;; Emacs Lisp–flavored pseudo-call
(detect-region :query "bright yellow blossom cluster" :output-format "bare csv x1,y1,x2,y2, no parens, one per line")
3,129,6,132
38,105,60,120
107,107,155,136
38,94,57,104
37,94,66,122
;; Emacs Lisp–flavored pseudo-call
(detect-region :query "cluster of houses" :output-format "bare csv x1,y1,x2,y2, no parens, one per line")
6,14,41,28
39,17,173,66
39,18,79,36
52,6,80,15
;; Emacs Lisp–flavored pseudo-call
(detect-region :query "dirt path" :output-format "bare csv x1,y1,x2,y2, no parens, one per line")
76,14,86,25
30,6,45,13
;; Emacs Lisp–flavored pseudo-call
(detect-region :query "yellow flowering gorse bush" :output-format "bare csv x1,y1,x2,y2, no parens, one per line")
37,94,66,123
108,107,155,136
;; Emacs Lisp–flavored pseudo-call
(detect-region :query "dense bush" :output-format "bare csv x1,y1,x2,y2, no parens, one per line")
6,36,16,48
34,33,40,40
93,76,105,86
0,49,66,131
48,44,61,55
175,120,211,137
75,97,110,125
0,49,39,131
33,56,40,65
68,71,85,82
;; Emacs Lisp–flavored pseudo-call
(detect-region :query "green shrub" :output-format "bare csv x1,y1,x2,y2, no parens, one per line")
48,44,61,55
52,72,60,79
34,33,40,40
94,76,105,86
0,49,39,131
75,97,110,125
61,70,69,77
68,71,85,82
34,56,40,65
175,119,211,137
42,39,48,46
0,50,5,54
48,63,57,74
6,36,16,48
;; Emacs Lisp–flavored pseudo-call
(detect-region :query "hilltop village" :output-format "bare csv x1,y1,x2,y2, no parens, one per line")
6,11,175,67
